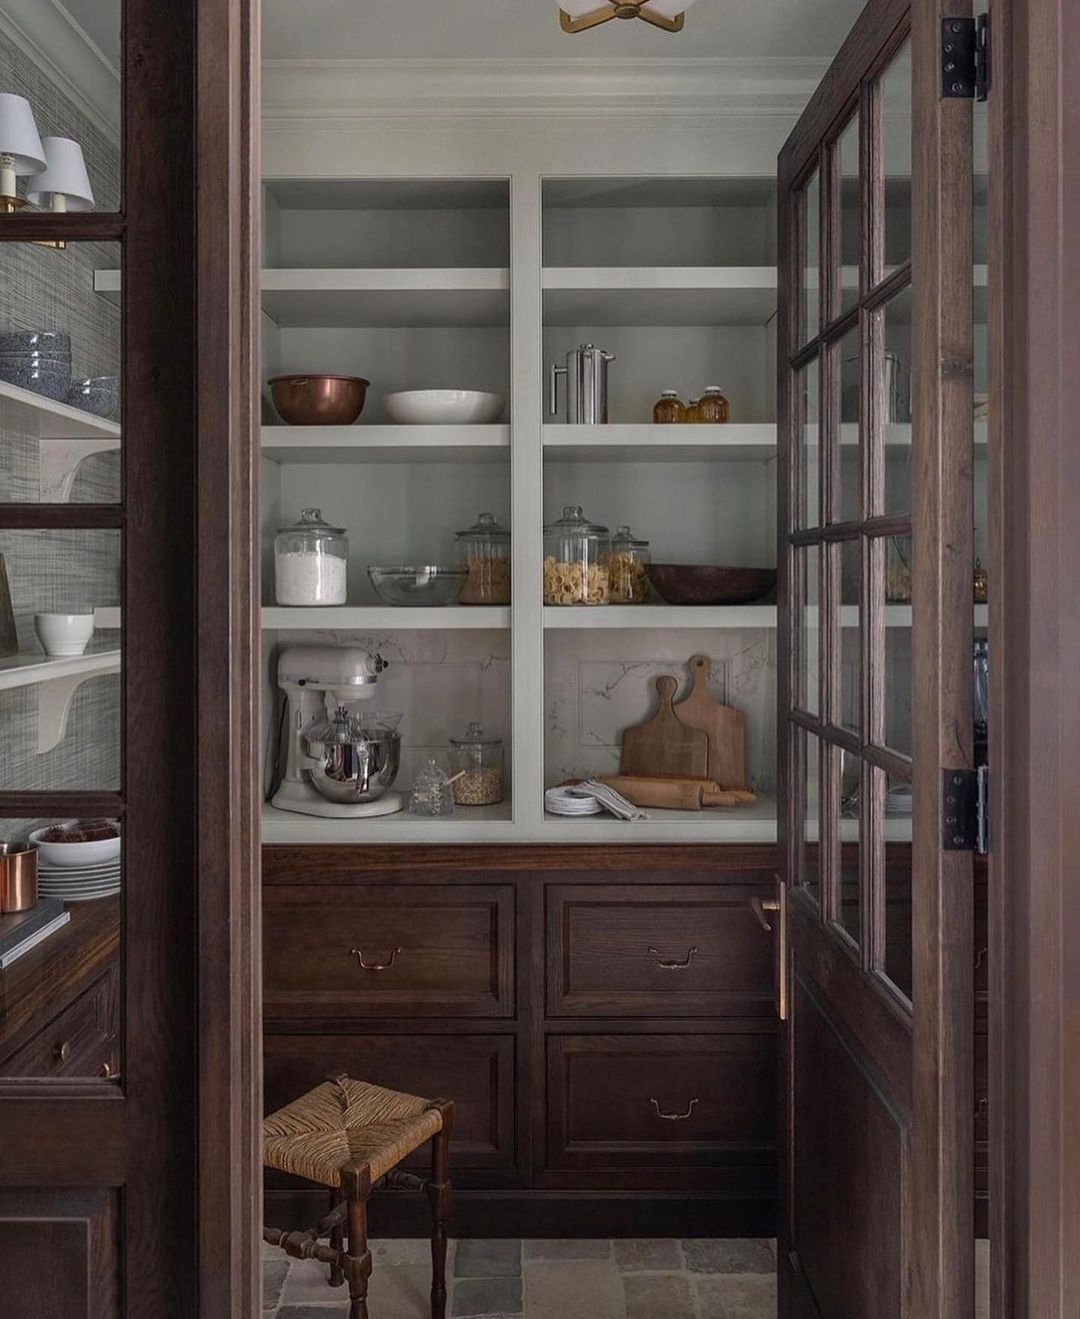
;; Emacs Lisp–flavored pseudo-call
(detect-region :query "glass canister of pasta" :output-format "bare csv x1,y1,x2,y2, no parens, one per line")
608,524,651,604
543,505,611,606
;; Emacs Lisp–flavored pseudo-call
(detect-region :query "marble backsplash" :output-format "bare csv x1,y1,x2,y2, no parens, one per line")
544,628,777,794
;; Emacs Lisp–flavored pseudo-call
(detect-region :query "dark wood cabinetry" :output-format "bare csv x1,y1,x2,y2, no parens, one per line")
263,844,779,1237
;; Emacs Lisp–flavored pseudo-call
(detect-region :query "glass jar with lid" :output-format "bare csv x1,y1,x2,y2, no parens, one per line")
698,386,730,424
543,505,610,606
652,390,685,424
608,524,651,604
274,507,348,606
448,721,505,806
684,398,701,424
456,512,511,605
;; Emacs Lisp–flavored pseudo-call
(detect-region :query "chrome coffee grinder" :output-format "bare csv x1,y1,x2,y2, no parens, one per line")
270,645,404,818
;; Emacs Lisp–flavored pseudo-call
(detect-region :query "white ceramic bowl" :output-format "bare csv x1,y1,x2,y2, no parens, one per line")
383,389,505,426
34,612,95,657
28,821,121,868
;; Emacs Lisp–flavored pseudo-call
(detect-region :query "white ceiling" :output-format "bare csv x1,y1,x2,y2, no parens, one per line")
257,0,863,62
53,0,120,71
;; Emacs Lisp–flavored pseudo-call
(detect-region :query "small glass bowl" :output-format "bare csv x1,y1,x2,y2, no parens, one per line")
367,565,466,607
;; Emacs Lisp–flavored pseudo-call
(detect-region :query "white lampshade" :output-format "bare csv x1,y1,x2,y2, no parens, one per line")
558,0,699,18
26,137,95,210
0,93,46,173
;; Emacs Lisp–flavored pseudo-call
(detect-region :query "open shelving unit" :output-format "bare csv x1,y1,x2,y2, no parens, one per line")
247,171,988,845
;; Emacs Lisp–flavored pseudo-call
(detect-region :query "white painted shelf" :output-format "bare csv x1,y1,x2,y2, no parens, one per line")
0,648,121,754
263,606,511,631
543,267,778,327
543,423,776,463
544,795,779,843
262,800,518,845
262,424,510,465
260,268,510,328
0,379,121,501
544,605,776,630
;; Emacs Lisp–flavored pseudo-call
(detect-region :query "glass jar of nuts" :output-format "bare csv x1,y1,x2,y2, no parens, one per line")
456,511,511,605
609,524,651,604
448,722,504,806
543,505,611,606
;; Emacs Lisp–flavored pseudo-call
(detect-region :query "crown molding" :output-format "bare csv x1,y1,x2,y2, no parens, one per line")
0,0,120,142
261,56,829,124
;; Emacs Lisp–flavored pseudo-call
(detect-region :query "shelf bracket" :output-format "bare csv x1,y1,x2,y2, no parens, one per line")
36,661,121,754
38,436,121,502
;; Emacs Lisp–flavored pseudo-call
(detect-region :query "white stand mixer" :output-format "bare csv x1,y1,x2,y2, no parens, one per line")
271,645,404,819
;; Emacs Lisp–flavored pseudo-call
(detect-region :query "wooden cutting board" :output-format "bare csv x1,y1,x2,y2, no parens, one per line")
673,654,748,790
620,675,709,780
600,775,757,811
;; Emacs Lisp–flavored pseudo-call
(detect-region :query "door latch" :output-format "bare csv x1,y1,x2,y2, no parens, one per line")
942,14,990,101
749,879,788,1021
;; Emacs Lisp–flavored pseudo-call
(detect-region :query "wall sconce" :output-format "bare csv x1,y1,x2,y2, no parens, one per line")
0,92,46,212
26,138,95,214
557,0,699,34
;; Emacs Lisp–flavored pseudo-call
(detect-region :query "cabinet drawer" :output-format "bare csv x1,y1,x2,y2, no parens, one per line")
0,969,117,1079
546,1032,775,1171
546,884,774,1018
264,1033,515,1171
264,884,514,1019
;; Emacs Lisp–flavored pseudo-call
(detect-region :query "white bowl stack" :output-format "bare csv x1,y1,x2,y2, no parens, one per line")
28,823,121,902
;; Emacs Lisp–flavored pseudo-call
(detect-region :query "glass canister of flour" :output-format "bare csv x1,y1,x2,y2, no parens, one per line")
274,507,348,606
448,722,505,806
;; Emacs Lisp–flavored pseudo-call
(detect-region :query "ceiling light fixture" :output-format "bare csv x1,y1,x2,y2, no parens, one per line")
557,0,700,34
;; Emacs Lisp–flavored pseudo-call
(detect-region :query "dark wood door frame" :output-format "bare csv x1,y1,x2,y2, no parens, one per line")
988,0,1080,1312
196,0,262,1316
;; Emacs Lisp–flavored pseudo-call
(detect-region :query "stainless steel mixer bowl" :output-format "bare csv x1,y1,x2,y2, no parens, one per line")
306,730,401,804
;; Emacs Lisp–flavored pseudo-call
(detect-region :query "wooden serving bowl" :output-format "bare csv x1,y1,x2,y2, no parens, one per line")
269,374,369,426
645,564,777,606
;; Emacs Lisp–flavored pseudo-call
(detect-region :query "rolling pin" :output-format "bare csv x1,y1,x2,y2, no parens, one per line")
598,775,757,811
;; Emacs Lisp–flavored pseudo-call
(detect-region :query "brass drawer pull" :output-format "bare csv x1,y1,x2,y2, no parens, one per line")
350,947,403,972
54,1040,71,1064
648,946,698,971
650,1097,699,1122
750,897,780,932
99,1061,114,1079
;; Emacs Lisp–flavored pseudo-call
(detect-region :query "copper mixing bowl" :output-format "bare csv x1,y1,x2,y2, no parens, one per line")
269,374,370,426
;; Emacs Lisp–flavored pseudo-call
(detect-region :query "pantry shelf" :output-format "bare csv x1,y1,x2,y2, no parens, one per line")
543,423,776,463
261,424,511,464
0,379,121,501
263,606,511,631
0,648,122,754
261,268,510,328
261,799,518,845
542,267,778,327
544,605,777,630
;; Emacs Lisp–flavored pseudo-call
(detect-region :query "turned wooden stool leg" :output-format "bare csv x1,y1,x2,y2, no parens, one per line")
341,1165,373,1319
328,1191,345,1288
427,1100,454,1319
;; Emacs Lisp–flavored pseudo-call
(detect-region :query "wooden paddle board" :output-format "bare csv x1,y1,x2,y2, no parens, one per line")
673,654,748,790
620,675,709,780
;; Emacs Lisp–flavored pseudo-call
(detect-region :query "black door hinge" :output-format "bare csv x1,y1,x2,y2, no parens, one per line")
942,14,990,101
942,766,989,854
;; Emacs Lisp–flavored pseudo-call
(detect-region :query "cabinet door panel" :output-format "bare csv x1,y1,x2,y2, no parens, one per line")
547,883,774,1018
263,883,514,1019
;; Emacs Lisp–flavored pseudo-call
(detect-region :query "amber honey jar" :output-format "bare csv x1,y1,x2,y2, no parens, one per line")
698,386,730,423
652,390,685,424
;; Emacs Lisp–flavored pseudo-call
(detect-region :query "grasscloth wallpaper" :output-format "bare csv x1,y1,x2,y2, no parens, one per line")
0,36,121,811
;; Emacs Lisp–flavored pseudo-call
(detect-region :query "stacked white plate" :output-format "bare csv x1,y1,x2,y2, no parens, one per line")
37,855,121,902
545,785,603,817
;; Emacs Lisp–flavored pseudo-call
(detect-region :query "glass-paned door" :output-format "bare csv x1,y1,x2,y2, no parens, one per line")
777,1,979,1315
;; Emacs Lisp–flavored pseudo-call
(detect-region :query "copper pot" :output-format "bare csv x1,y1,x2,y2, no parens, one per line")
0,842,38,913
269,374,370,426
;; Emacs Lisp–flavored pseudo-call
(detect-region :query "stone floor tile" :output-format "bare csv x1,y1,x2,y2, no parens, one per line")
276,1306,350,1319
367,1264,440,1318
372,1237,438,1268
452,1275,523,1316
681,1238,776,1274
521,1238,612,1262
624,1273,696,1319
454,1238,522,1277
695,1273,777,1318
262,1256,289,1310
613,1238,683,1273
280,1256,345,1304
522,1260,623,1319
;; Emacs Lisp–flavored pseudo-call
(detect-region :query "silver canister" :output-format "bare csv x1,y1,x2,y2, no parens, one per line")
0,841,38,913
549,343,616,424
